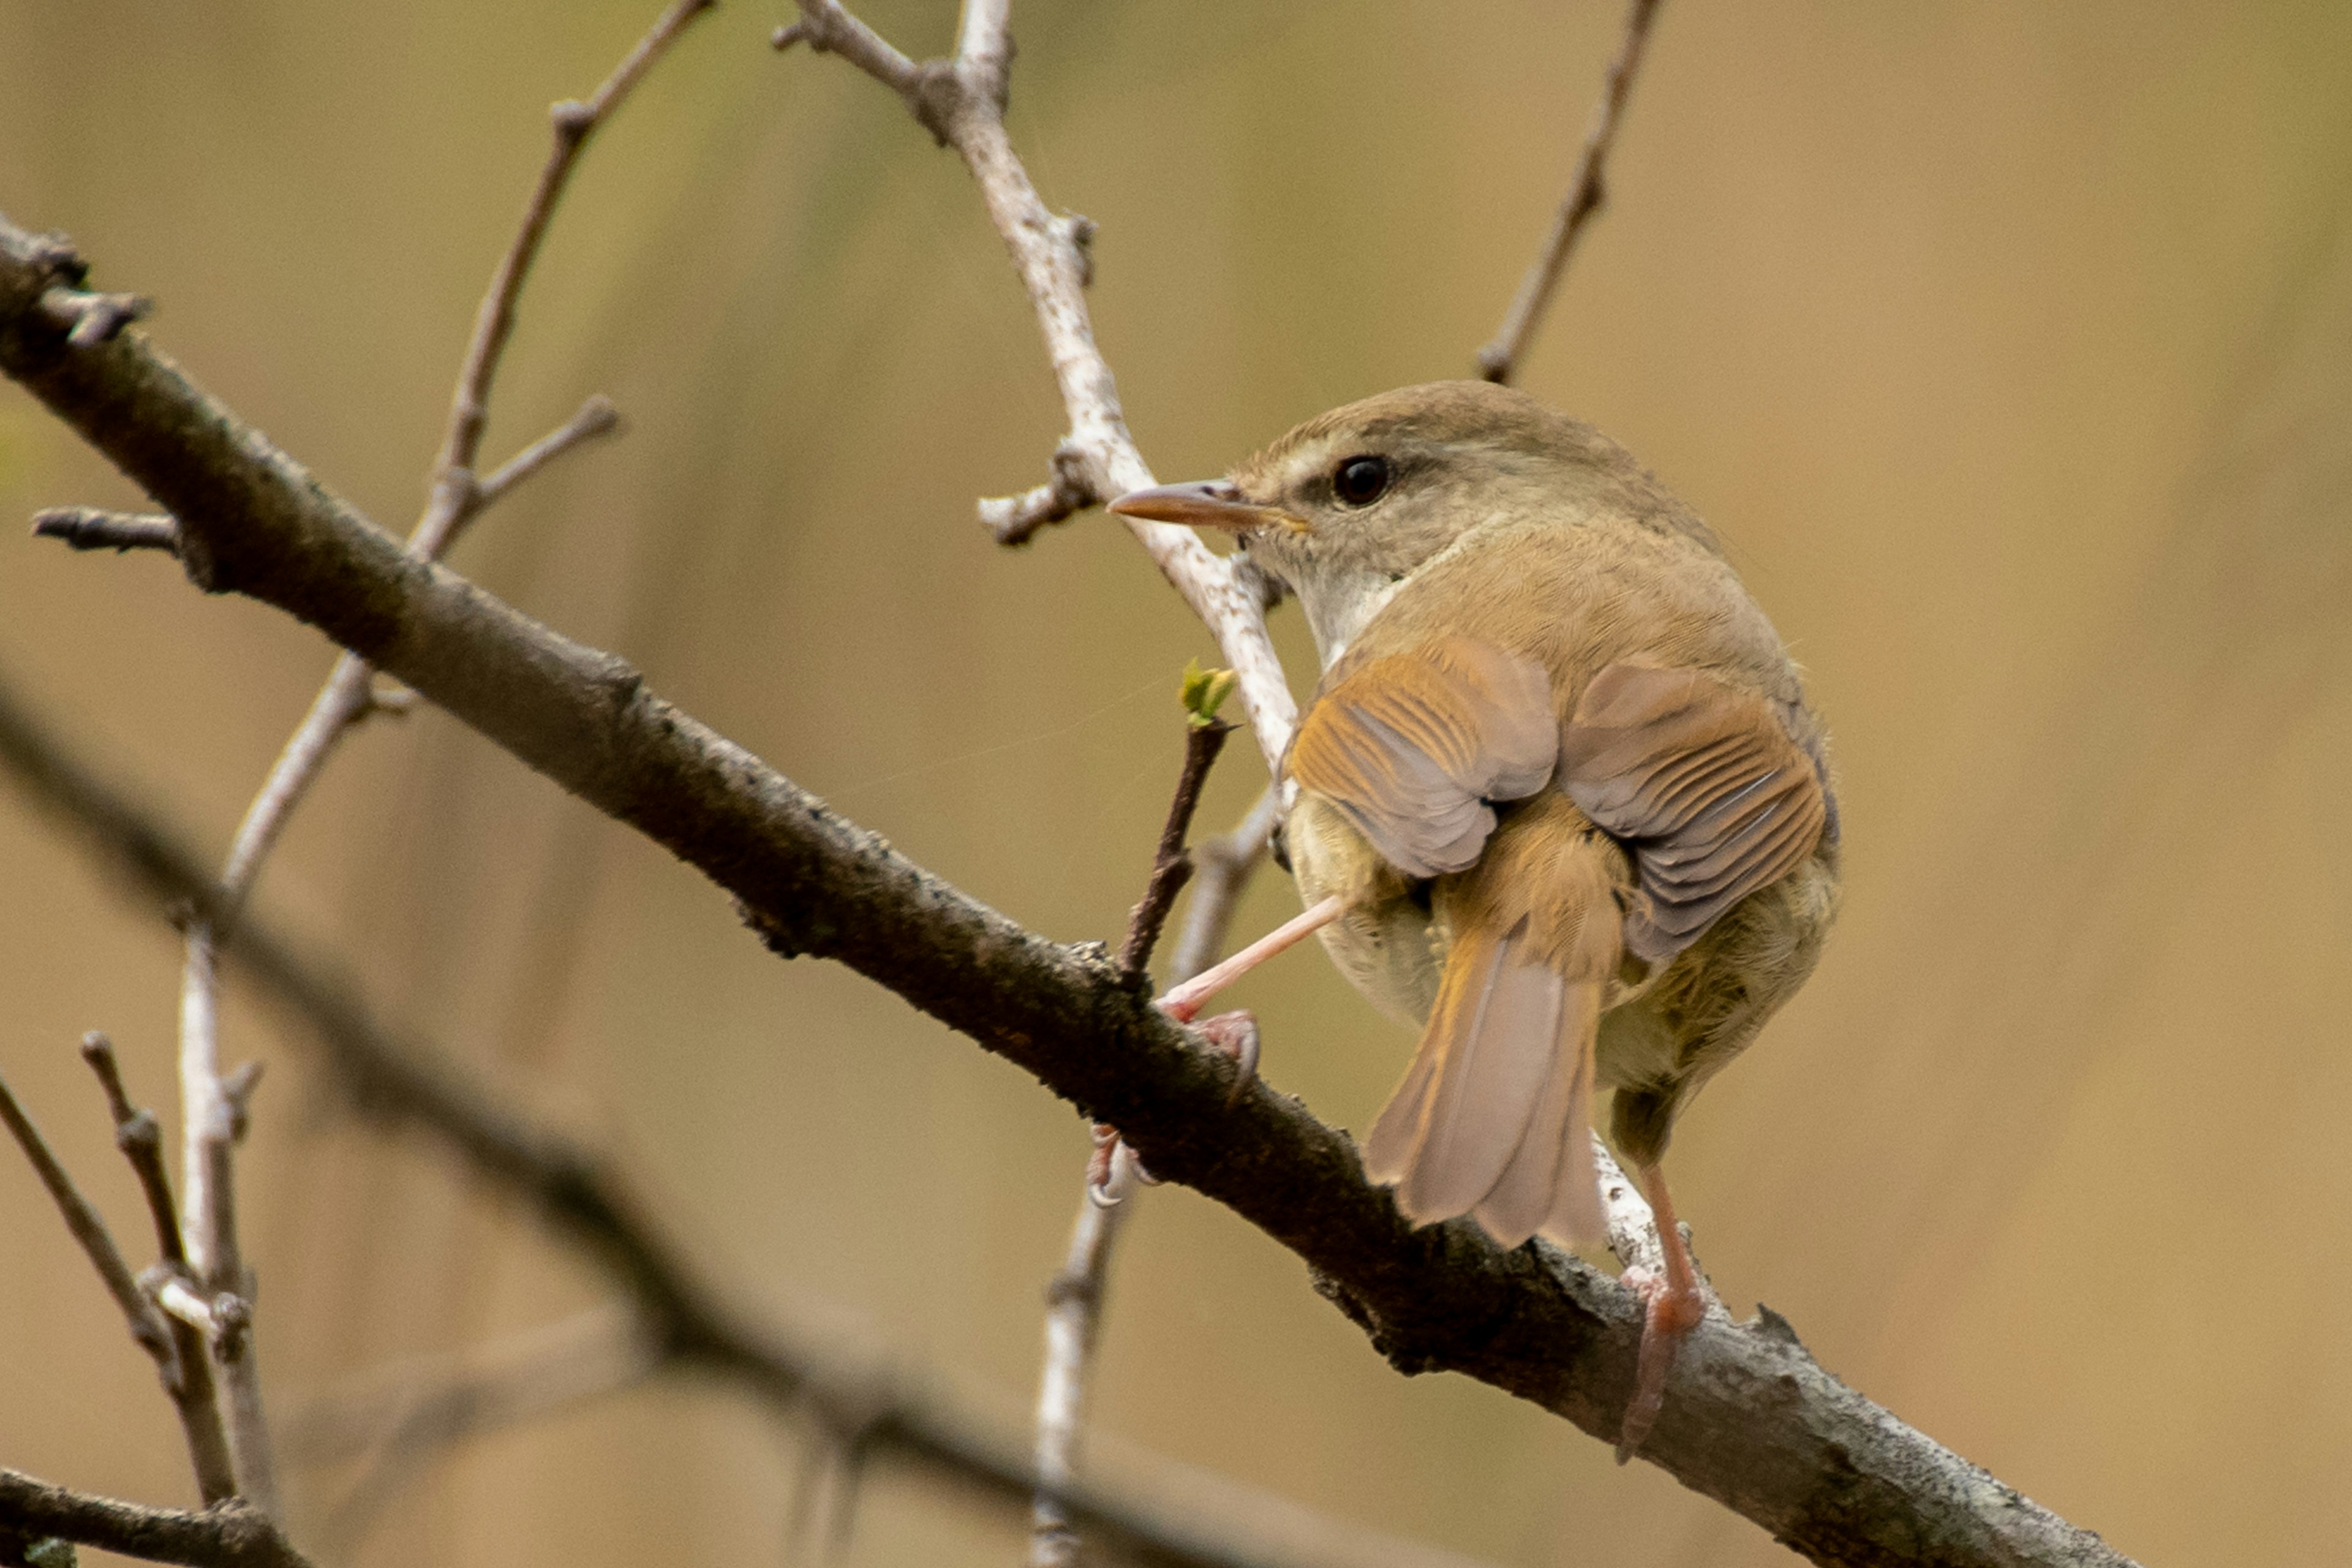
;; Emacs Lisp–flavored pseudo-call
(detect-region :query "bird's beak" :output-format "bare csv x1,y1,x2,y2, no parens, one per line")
1109,480,1306,534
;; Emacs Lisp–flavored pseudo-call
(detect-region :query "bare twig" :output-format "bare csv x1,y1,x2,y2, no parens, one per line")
156,1,710,1514
0,1065,176,1379
174,925,276,1517
1475,0,1664,384
978,439,1100,546
1030,1153,1136,1568
37,282,149,347
782,0,1299,780
0,211,2141,1568
1117,719,1232,980
74,1033,239,1504
1042,699,1246,1566
81,1033,186,1262
29,507,179,554
423,0,709,543
0,1054,238,1504
0,1468,306,1568
469,393,622,516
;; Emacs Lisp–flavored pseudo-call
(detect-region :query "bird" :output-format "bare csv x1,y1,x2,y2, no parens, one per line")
1110,380,1839,1456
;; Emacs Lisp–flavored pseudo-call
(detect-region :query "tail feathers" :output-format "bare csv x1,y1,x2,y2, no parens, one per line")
1363,918,1609,1250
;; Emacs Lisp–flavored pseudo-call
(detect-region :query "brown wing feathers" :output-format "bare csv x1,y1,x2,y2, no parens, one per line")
1286,638,1556,878
1561,663,1828,965
1302,646,1825,1250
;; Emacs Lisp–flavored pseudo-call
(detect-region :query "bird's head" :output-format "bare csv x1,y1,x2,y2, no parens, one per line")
1112,380,1703,665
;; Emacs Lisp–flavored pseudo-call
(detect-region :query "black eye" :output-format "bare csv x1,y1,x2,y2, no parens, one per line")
1333,454,1390,507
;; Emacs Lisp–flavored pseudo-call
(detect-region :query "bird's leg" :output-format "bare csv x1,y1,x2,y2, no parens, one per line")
1095,900,1321,1205
1156,894,1348,1023
1615,1161,1707,1463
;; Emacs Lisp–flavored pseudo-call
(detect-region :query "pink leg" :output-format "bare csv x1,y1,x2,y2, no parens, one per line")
1156,894,1348,1023
1616,1162,1706,1463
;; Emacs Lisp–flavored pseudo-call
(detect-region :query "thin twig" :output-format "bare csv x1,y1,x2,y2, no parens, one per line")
174,925,276,1516
0,1057,238,1504
1117,720,1232,979
469,393,622,515
1041,706,1245,1566
80,1033,186,1264
978,438,1099,546
0,1065,176,1378
1029,1153,1135,1568
29,507,179,554
422,0,710,543
75,1033,239,1504
783,0,1299,781
162,1,710,1513
1475,0,1664,384
280,1306,653,1468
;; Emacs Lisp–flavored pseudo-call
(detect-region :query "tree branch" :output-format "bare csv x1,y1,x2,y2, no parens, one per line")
0,1469,306,1568
146,2,707,1516
780,0,1299,781
1475,0,1664,384
0,218,2135,1565
0,1065,178,1387
74,1033,241,1506
29,507,179,554
0,664,1487,1568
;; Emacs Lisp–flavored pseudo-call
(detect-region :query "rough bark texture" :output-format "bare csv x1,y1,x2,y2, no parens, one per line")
0,1470,307,1568
0,215,2135,1568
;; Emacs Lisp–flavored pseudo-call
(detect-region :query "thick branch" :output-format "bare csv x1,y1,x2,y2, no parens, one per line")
0,669,1450,1568
1475,0,1664,384
0,1469,306,1568
0,221,2134,1566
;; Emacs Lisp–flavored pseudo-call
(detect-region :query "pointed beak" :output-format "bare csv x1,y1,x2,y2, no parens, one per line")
1109,480,1305,534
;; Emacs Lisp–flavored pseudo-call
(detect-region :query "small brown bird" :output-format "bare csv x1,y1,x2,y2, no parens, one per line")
1113,382,1839,1455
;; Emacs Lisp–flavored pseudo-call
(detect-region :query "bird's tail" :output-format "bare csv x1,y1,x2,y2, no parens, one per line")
1362,801,1623,1249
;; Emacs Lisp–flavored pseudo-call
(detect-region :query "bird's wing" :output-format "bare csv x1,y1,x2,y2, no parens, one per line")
1286,637,1558,879
1559,662,1830,964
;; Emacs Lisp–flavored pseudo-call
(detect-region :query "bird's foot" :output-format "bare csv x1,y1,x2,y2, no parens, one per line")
1187,1009,1261,1105
1092,1011,1261,1198
1614,1264,1705,1463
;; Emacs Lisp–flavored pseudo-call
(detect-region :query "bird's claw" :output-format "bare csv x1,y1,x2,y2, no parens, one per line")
1189,1009,1261,1105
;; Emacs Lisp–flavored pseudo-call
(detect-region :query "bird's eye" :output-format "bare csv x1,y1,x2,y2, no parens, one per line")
1333,454,1390,507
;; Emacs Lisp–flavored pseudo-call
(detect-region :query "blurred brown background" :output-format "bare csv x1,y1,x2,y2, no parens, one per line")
4,1,2351,1563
